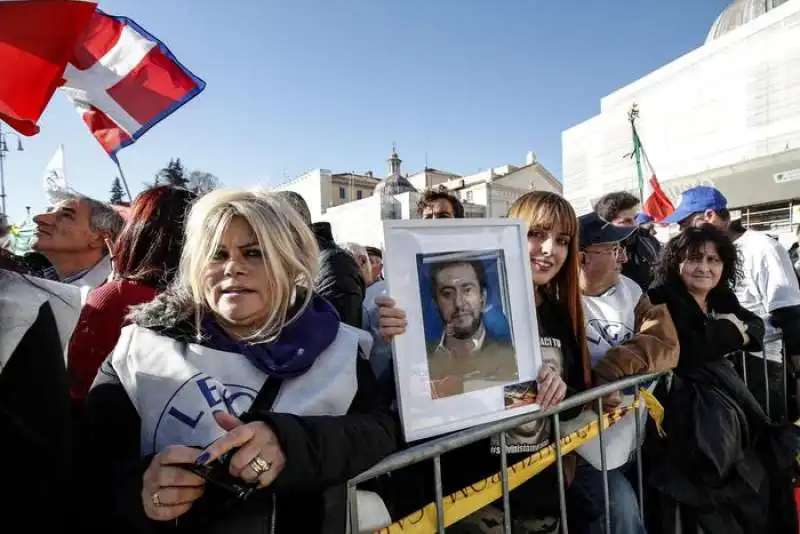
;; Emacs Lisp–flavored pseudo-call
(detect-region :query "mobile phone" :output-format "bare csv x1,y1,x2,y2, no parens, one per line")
175,461,257,500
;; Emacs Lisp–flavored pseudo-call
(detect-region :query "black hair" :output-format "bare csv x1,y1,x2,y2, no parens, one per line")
594,191,639,222
653,225,741,294
416,186,465,219
113,186,197,290
429,259,487,297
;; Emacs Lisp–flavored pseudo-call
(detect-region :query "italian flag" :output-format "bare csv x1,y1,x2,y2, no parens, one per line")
0,0,97,135
630,117,675,222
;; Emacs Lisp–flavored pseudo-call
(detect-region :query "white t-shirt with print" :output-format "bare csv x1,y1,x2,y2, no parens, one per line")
582,275,643,367
735,229,800,362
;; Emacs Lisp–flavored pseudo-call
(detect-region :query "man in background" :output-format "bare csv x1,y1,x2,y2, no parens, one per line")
366,246,384,281
31,194,124,291
595,191,661,290
0,215,11,251
277,191,365,328
570,211,679,534
416,187,465,219
340,242,375,287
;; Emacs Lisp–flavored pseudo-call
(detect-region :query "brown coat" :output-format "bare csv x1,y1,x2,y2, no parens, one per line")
591,294,680,383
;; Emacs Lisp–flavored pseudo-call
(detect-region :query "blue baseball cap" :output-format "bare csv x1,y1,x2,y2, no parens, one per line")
662,186,727,224
579,212,636,250
635,213,654,225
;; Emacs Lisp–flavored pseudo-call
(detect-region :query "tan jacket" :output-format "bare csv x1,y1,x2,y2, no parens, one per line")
426,338,518,396
591,294,679,383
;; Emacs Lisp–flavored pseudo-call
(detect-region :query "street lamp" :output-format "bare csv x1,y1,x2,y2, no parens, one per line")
0,121,24,221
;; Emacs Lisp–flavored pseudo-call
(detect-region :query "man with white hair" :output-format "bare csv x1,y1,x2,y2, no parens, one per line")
340,242,375,287
31,194,124,291
340,241,395,393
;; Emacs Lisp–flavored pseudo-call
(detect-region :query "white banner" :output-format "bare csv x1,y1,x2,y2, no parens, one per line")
43,144,68,204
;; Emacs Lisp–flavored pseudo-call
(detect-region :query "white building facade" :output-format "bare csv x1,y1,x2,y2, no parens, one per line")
562,0,800,234
273,150,561,247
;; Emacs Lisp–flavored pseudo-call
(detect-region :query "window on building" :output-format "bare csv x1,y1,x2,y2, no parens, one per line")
466,191,473,202
357,190,363,200
339,187,346,200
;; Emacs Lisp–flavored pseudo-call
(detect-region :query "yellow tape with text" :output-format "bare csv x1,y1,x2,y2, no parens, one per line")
374,402,638,534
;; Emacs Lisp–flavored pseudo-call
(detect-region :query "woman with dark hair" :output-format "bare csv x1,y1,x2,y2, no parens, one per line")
67,185,196,405
649,225,762,371
644,226,799,534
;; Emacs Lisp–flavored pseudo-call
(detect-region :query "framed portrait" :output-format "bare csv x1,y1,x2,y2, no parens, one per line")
383,219,542,442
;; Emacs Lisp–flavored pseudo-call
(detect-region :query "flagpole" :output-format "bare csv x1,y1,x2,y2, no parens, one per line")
628,104,646,205
114,157,133,203
0,124,6,219
61,144,67,190
638,138,658,186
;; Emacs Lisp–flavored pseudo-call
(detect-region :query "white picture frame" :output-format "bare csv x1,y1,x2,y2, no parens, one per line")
383,218,542,442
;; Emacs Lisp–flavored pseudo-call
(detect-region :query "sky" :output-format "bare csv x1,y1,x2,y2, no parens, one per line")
3,0,731,224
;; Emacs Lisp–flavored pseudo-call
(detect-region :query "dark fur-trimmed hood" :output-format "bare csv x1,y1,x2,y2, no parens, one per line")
128,287,319,344
127,289,196,341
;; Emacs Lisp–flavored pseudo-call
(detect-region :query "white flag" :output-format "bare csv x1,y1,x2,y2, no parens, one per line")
44,144,68,203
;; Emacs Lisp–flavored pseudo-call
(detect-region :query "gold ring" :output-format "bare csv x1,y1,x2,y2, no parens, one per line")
248,456,272,476
152,491,162,507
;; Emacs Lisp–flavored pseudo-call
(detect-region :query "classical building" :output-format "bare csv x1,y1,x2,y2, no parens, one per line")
562,0,800,236
272,148,561,246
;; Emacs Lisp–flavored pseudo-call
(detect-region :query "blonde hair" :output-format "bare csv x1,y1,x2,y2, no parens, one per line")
175,188,319,342
507,191,590,389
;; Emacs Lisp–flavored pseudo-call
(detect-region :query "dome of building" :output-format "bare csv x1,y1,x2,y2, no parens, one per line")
374,175,417,196
706,0,789,43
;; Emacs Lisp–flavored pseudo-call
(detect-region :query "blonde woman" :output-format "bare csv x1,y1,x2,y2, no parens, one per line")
82,189,397,534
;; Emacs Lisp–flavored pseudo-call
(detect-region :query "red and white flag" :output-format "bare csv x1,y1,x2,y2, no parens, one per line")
0,0,97,135
62,10,206,160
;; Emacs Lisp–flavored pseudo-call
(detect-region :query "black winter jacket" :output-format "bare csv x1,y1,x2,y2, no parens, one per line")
312,222,365,328
648,281,764,372
644,280,799,534
0,300,72,529
622,228,661,291
645,361,800,534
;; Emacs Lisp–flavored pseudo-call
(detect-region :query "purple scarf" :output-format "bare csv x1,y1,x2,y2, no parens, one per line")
202,294,340,379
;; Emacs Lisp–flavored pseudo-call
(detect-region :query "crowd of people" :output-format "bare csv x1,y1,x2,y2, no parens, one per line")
1,182,799,534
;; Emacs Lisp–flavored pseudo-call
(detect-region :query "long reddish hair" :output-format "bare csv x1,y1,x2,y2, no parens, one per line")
112,186,197,290
507,191,590,389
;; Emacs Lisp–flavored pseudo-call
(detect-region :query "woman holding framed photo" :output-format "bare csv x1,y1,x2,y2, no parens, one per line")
377,191,590,529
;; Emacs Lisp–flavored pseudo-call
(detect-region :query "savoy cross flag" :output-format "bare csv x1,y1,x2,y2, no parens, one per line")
62,10,206,161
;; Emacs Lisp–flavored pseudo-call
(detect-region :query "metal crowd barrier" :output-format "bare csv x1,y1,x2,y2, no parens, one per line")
346,371,669,534
738,341,791,423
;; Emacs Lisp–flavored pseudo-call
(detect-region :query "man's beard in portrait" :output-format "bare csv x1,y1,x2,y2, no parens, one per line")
448,311,483,340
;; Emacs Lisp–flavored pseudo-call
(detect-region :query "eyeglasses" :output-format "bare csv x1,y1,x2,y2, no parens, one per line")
584,245,622,257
